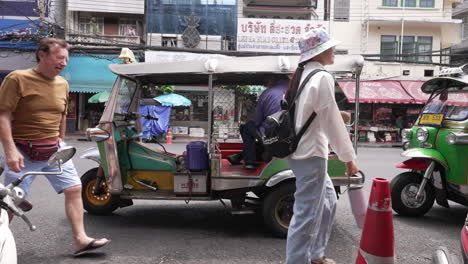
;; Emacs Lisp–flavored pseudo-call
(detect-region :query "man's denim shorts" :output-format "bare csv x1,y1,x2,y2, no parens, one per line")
3,149,81,196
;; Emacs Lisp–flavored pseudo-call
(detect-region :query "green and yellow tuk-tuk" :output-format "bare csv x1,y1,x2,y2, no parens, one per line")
391,66,468,216
80,54,365,237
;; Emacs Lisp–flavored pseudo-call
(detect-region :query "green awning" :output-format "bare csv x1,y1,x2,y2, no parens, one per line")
61,54,122,93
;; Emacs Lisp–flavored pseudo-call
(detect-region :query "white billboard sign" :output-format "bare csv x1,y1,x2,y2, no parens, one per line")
237,18,327,53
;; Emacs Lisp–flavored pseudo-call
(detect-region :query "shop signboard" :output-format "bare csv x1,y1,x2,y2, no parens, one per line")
237,18,326,53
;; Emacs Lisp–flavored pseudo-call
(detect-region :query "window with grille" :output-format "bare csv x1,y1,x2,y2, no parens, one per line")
119,19,137,36
334,0,350,21
162,36,177,47
380,35,432,62
420,0,434,7
383,0,398,7
79,17,104,35
401,36,415,62
417,36,432,62
381,35,398,61
402,0,416,7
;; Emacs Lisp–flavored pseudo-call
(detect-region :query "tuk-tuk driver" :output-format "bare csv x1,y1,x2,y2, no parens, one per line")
227,75,289,169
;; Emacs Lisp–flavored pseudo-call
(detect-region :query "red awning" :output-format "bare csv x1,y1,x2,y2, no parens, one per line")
400,80,468,106
338,81,414,104
399,81,427,104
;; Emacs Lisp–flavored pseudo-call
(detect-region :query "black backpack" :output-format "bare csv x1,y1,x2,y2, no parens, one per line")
263,69,325,158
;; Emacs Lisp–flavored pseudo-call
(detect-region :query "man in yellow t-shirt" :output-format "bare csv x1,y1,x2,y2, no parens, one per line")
0,38,110,257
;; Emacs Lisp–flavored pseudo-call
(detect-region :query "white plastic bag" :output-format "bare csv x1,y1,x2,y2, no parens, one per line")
348,187,368,229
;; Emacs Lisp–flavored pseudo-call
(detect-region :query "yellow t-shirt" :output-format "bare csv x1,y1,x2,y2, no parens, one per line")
0,69,69,141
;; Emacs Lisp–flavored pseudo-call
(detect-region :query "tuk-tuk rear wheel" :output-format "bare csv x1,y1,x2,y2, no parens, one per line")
262,182,295,238
391,172,435,217
81,168,120,215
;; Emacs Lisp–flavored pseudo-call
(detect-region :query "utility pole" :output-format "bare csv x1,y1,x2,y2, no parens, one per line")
38,0,47,37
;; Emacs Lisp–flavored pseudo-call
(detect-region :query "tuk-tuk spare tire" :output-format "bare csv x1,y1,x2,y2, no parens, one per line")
391,171,435,217
262,182,295,238
81,168,120,215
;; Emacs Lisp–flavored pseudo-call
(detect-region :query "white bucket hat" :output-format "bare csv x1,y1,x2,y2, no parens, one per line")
298,26,340,64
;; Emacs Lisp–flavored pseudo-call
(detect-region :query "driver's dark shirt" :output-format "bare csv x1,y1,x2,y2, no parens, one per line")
254,79,288,135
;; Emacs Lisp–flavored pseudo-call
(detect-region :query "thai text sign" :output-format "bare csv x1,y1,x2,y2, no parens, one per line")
237,18,326,53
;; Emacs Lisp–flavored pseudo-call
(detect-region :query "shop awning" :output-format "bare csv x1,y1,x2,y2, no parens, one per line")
60,54,122,93
399,81,427,104
400,80,468,106
338,81,414,104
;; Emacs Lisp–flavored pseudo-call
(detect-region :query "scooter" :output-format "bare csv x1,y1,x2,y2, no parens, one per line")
0,146,76,264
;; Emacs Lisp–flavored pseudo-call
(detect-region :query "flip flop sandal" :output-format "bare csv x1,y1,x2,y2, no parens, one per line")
73,238,111,257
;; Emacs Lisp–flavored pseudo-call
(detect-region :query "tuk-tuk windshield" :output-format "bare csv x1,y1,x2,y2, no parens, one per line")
115,78,137,114
422,98,468,121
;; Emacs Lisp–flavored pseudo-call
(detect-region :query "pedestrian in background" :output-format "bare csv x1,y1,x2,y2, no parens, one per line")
0,37,111,257
284,26,360,264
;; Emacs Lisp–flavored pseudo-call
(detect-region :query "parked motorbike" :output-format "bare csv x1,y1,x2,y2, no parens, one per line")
391,67,468,217
0,146,76,264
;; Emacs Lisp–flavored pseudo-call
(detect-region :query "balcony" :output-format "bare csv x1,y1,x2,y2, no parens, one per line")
453,1,468,17
67,34,140,45
366,15,461,26
243,0,313,8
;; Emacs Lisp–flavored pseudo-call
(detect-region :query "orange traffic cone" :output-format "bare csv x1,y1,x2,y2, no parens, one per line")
166,128,173,144
356,178,395,264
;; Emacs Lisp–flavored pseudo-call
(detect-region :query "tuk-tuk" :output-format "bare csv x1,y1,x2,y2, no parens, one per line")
391,66,468,217
80,54,365,237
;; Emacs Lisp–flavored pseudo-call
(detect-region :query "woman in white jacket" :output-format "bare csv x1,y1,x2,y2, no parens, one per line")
284,26,360,264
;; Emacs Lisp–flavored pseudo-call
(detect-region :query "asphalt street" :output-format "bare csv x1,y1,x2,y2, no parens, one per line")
1,139,466,264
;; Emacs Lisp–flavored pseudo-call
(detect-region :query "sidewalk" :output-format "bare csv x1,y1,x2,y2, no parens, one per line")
66,132,402,148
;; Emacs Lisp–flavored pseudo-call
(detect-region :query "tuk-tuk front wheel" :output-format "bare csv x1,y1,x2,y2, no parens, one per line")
262,182,295,238
391,172,435,217
81,168,120,215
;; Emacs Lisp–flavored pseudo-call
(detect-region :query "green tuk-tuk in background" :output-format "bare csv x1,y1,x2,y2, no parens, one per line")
80,55,365,237
391,66,468,216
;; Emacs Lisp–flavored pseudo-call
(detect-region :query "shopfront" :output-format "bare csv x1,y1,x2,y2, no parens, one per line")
61,54,122,133
337,80,424,143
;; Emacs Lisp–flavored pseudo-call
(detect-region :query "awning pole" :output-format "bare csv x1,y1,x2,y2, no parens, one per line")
353,75,360,154
208,74,213,153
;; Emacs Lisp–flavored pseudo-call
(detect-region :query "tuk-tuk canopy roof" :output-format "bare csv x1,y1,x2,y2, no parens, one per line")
109,55,364,85
421,75,468,94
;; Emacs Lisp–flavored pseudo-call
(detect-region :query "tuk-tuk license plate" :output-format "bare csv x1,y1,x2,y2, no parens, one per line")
419,113,444,126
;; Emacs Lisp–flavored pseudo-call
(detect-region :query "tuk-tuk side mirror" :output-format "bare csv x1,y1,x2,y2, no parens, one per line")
86,127,110,142
447,132,468,145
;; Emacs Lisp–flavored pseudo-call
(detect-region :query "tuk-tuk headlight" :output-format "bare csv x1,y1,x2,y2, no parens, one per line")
416,128,429,142
86,127,110,142
401,129,412,140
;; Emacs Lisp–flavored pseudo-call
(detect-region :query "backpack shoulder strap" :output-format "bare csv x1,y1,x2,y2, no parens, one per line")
289,68,326,109
292,68,327,142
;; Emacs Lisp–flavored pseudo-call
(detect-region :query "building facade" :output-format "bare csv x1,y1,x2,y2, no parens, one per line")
451,0,468,65
57,0,146,132
327,0,462,142
237,0,462,142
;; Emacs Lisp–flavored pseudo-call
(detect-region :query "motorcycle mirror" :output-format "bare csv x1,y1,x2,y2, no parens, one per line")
47,146,76,167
